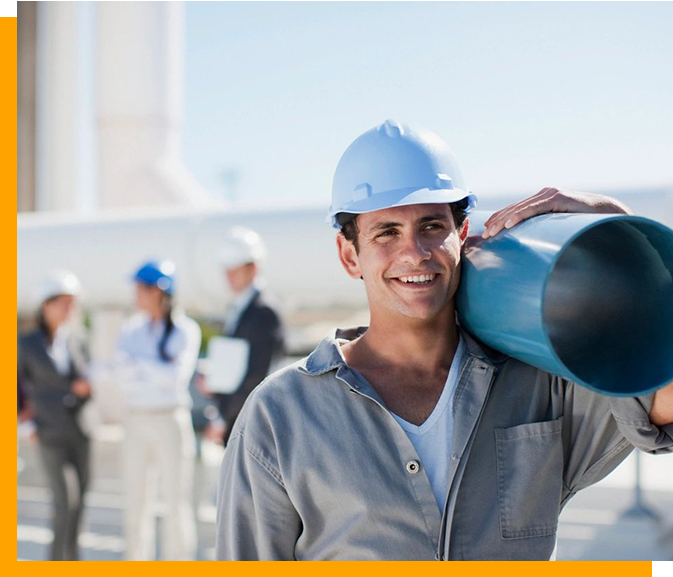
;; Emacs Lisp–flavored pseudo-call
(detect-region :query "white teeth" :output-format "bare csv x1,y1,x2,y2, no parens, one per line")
398,274,435,284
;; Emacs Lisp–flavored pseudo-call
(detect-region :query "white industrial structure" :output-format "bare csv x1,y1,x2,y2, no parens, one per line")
17,1,673,356
24,2,217,213
17,205,364,315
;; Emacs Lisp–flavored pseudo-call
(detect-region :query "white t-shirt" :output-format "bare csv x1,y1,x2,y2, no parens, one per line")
47,327,72,376
391,336,466,513
223,283,259,336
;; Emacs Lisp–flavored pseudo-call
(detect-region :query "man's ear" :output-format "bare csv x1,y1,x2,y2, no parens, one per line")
336,233,363,280
459,218,470,244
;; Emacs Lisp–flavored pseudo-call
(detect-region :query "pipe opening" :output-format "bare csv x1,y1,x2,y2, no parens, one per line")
544,219,673,395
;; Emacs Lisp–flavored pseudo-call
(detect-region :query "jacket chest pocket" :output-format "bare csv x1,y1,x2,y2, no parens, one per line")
495,417,564,540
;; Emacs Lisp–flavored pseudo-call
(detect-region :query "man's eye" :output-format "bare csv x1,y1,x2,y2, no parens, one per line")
377,230,397,238
423,223,443,231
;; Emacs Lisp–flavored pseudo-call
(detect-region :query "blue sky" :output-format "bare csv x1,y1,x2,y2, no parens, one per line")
182,2,673,210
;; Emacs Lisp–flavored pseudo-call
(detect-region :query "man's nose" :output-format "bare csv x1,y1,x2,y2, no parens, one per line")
398,232,432,265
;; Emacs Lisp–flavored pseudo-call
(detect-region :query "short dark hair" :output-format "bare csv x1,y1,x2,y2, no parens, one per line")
339,198,471,253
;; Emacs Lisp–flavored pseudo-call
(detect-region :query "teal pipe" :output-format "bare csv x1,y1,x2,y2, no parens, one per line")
456,211,673,396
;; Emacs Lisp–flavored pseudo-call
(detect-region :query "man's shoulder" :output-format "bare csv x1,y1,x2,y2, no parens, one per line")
458,328,572,399
251,358,325,400
233,357,341,430
461,328,557,380
247,292,282,321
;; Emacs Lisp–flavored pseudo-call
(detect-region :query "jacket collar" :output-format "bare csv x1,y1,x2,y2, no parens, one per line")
299,324,508,377
300,326,367,376
458,325,510,366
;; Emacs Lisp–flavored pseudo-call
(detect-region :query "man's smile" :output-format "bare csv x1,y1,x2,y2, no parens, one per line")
389,272,441,289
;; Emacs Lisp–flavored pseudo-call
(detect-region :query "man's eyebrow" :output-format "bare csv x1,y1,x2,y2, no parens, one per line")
419,214,450,223
367,214,450,233
370,221,402,232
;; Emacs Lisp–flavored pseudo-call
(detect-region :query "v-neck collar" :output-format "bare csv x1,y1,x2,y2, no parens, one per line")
390,335,465,434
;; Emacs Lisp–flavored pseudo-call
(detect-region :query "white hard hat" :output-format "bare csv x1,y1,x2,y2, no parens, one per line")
37,270,81,303
327,119,478,229
220,227,266,270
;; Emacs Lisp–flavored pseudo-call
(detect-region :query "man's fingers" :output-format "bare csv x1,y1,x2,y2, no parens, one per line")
483,200,542,237
483,202,530,236
484,187,558,226
483,188,558,237
502,202,549,228
482,199,552,238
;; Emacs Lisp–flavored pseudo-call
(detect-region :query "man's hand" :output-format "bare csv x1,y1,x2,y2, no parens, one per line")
196,373,213,398
204,421,226,445
71,378,92,399
482,187,634,239
650,381,673,426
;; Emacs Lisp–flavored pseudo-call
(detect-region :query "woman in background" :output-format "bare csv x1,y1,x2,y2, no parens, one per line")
17,271,92,561
115,260,201,561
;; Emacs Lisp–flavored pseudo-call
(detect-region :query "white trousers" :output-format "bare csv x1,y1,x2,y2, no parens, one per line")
122,407,197,561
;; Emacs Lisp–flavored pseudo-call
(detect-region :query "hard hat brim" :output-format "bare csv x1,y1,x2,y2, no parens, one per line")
326,187,478,229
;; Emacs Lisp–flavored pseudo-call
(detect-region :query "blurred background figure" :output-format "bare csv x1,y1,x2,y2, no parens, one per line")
17,271,92,561
17,370,33,428
201,227,286,445
114,261,201,561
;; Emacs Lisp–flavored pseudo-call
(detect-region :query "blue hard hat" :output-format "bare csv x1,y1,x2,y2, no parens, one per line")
327,119,478,229
132,260,176,295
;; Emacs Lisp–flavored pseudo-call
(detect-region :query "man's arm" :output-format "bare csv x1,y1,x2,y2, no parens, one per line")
216,429,301,560
650,381,673,426
481,187,633,239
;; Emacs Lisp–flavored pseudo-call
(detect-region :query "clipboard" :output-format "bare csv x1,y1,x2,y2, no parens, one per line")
199,336,250,394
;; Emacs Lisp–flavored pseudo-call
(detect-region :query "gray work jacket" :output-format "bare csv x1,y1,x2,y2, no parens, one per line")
216,327,673,561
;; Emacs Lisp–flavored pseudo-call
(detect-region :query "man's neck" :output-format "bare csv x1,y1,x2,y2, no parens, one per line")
340,304,461,425
232,281,257,304
344,305,460,373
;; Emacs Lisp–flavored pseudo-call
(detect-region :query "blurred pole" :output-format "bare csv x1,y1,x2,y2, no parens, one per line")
35,2,80,211
96,1,217,209
620,451,661,521
18,2,37,213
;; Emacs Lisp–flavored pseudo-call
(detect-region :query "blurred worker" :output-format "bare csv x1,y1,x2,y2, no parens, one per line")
206,227,285,445
17,271,92,561
115,260,201,561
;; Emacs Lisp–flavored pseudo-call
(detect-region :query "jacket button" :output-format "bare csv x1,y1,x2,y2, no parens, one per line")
406,460,420,474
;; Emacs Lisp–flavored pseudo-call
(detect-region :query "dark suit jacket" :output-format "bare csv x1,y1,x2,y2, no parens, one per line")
216,291,285,436
17,329,89,443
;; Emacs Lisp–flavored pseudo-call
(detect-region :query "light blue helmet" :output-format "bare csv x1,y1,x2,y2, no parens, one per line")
132,260,176,295
327,119,478,229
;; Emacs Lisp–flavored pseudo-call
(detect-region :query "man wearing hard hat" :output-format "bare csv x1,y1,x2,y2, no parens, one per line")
216,120,673,560
206,227,286,445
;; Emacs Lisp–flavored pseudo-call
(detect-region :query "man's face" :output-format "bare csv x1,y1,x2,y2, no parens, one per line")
225,262,256,293
337,203,468,323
